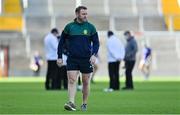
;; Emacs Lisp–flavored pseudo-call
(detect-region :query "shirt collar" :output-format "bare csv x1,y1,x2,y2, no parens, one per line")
74,18,87,25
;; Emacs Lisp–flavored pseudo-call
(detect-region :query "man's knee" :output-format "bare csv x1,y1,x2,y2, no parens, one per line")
83,79,89,86
82,77,90,86
67,71,78,84
68,76,76,84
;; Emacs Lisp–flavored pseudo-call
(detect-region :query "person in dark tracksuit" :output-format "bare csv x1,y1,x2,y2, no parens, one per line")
122,31,138,90
57,6,100,111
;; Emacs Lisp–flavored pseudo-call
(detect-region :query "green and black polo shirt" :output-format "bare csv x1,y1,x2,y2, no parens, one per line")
58,19,100,59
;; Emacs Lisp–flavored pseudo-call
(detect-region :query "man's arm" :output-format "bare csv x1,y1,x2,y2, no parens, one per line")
90,24,100,56
107,40,116,59
89,24,100,65
130,40,138,57
57,24,69,67
57,23,70,59
118,41,125,60
91,32,100,56
125,40,138,59
57,31,67,59
51,36,58,51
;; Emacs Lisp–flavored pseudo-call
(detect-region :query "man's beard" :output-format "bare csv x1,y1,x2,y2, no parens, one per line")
78,17,87,22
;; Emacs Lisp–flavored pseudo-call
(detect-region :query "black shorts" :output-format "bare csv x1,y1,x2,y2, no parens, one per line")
66,57,93,73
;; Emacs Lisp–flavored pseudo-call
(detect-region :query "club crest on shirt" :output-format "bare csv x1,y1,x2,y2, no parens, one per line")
83,30,88,35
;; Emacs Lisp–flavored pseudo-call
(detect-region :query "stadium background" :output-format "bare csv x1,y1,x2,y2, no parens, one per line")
0,0,179,114
0,0,180,77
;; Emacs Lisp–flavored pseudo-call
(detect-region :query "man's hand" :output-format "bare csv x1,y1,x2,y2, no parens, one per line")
90,55,97,65
57,58,63,67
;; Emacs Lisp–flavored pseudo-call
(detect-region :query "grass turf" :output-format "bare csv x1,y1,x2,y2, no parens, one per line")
0,78,179,114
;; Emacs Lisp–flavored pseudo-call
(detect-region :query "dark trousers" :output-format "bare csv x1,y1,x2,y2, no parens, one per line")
108,61,120,90
125,60,135,88
57,65,68,90
45,60,59,90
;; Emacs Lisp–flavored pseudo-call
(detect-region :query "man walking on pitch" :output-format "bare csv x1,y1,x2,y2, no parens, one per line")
57,6,100,111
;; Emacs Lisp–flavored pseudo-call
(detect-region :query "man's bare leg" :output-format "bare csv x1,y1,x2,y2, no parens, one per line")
67,71,79,103
64,70,79,111
82,73,91,104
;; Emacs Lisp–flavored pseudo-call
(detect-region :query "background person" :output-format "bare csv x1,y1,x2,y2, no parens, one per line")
105,30,125,92
123,31,138,90
29,51,43,76
139,44,152,80
44,28,59,90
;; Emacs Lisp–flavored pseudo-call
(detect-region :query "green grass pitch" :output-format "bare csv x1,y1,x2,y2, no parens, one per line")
0,77,179,114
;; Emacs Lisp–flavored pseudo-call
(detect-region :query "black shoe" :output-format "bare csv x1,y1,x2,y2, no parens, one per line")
64,102,76,111
122,87,134,90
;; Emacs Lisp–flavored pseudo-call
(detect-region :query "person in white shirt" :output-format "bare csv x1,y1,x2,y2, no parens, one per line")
106,31,125,91
44,28,59,90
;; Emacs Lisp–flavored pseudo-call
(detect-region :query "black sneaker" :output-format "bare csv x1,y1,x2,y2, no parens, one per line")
122,87,134,90
64,102,76,111
81,104,87,111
